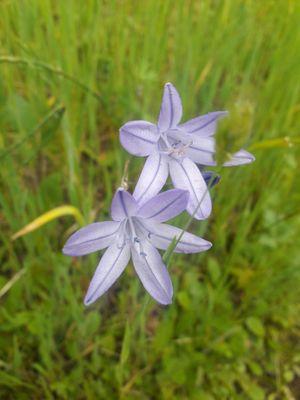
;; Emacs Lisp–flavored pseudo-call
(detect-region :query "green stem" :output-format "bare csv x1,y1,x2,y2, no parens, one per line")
0,55,103,103
0,104,65,161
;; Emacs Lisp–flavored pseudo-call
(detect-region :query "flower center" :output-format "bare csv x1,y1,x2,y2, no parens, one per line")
125,217,147,256
157,130,192,159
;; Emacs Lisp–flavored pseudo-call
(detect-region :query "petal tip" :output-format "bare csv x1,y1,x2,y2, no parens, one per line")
84,295,94,306
191,206,212,220
223,149,255,166
206,241,213,250
249,153,255,162
160,295,173,306
62,246,73,256
241,149,255,163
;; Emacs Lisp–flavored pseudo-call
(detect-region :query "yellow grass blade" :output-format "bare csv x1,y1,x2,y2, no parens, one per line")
11,205,84,241
249,136,300,150
0,268,26,299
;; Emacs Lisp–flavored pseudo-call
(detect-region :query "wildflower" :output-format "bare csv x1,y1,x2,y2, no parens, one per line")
63,188,211,305
120,83,254,219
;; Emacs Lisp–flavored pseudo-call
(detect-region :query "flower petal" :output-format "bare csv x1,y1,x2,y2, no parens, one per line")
62,221,120,256
84,243,130,306
158,82,182,132
137,189,188,222
133,152,168,205
131,240,173,305
202,170,221,188
185,136,216,166
111,188,138,221
223,149,255,166
179,111,228,137
169,157,212,219
137,219,212,253
120,120,159,156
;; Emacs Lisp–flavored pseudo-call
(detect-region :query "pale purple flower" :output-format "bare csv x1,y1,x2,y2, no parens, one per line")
120,83,255,219
63,188,212,306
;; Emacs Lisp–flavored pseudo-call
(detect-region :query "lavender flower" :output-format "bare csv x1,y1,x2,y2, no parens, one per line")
63,188,211,305
120,83,255,219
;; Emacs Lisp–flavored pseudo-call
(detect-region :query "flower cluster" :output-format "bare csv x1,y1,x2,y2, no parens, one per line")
63,83,254,306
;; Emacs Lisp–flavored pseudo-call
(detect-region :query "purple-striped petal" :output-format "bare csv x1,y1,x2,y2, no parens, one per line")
120,120,159,156
169,157,212,220
84,243,131,305
137,219,212,253
137,189,188,222
158,83,182,132
179,111,228,137
131,240,173,305
63,221,120,256
185,135,216,166
223,149,255,166
111,188,138,221
133,152,168,205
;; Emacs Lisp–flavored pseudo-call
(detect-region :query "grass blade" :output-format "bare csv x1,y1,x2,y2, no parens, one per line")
11,205,84,240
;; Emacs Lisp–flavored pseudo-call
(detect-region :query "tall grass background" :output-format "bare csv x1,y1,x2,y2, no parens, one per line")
0,0,300,398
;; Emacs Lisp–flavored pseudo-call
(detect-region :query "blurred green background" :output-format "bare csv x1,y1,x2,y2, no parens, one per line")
0,0,300,399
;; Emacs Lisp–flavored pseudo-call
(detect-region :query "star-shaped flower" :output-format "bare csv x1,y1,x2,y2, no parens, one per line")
63,188,211,305
120,83,255,219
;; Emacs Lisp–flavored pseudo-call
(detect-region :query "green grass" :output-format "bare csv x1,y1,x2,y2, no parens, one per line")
0,0,300,398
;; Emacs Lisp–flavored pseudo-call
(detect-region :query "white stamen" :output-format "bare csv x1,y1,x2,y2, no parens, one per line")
167,139,193,158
